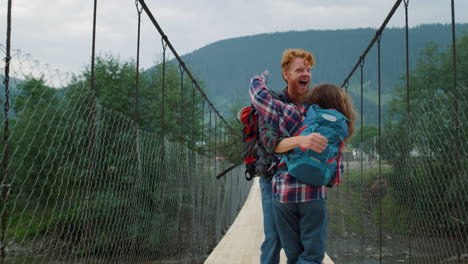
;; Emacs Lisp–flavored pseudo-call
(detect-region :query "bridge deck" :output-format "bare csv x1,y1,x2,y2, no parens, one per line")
204,178,334,264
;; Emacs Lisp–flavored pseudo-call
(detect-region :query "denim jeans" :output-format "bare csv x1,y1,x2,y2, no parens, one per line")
272,198,327,264
259,177,282,264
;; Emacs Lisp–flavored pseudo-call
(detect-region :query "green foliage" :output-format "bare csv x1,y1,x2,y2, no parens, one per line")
349,125,379,148
2,53,242,259
9,76,63,205
389,33,468,117
379,32,468,236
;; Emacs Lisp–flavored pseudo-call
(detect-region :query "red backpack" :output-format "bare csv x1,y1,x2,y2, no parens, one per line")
239,91,286,181
239,106,260,180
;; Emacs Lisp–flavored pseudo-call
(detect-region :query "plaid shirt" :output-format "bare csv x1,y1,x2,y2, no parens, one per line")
249,74,343,204
256,90,292,179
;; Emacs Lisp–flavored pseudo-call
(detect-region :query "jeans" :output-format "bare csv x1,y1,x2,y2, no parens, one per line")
259,177,282,264
272,198,327,264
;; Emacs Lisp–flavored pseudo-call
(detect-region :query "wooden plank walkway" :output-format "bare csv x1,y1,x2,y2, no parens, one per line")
204,178,334,264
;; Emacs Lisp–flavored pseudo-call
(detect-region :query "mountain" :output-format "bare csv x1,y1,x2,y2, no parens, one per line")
180,23,468,124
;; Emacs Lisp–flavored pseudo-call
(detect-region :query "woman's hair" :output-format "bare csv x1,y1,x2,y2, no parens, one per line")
306,83,357,142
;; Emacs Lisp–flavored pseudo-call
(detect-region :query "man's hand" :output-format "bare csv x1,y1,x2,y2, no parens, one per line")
298,133,328,153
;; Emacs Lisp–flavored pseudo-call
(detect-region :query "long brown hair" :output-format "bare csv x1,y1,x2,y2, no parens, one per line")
306,83,357,142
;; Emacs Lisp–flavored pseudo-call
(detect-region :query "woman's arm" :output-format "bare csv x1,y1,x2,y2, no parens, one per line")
274,133,328,154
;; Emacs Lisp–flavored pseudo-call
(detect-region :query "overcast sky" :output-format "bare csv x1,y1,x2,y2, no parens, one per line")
0,0,467,77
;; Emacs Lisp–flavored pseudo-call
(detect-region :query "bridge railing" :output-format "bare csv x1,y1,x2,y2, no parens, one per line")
327,0,467,263
0,0,251,263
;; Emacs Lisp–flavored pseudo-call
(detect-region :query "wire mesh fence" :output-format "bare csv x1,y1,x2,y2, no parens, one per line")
2,0,468,263
0,46,252,263
327,85,467,264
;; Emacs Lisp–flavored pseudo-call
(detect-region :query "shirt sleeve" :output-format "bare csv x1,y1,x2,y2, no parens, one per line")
258,118,288,155
249,74,283,154
248,74,279,122
249,74,300,154
326,151,343,188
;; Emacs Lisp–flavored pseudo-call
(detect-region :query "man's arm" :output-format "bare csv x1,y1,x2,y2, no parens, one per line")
249,73,279,121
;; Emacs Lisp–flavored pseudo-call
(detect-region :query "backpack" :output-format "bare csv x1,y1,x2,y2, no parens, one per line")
281,104,349,187
239,91,285,181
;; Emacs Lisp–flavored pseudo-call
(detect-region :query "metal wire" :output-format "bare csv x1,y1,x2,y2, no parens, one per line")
1,0,13,262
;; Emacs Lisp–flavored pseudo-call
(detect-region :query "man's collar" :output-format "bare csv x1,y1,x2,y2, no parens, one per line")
283,87,294,104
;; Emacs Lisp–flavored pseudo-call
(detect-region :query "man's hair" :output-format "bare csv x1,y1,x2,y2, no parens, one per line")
281,48,316,72
305,83,357,143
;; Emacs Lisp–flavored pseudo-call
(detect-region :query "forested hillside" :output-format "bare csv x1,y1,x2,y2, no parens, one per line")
180,23,468,123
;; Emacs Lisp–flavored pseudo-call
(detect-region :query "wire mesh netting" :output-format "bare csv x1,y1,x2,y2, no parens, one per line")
328,85,467,263
2,0,468,263
327,54,468,264
0,47,252,263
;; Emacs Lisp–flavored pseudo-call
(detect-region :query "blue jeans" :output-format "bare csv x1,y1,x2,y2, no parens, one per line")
259,177,282,264
272,198,327,264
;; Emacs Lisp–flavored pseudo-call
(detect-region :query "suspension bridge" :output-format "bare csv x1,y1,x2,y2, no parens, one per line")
1,0,467,263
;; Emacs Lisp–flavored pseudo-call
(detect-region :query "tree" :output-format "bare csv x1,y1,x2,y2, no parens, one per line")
380,33,468,235
389,33,468,117
349,125,379,148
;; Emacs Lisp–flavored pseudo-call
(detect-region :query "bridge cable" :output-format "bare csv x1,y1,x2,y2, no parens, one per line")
359,58,365,264
377,34,383,264
342,76,351,257
131,0,144,258
341,0,403,88
192,82,196,151
201,100,205,153
450,0,462,261
136,0,237,136
214,115,218,173
343,79,350,261
208,107,213,156
404,0,410,115
403,1,414,262
179,64,185,143
81,0,99,260
1,0,13,262
161,39,168,138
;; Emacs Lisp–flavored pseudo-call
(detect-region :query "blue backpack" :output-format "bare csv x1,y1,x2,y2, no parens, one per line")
281,104,349,187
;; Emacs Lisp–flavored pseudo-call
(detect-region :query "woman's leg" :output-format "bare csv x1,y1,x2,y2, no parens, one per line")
297,199,327,264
